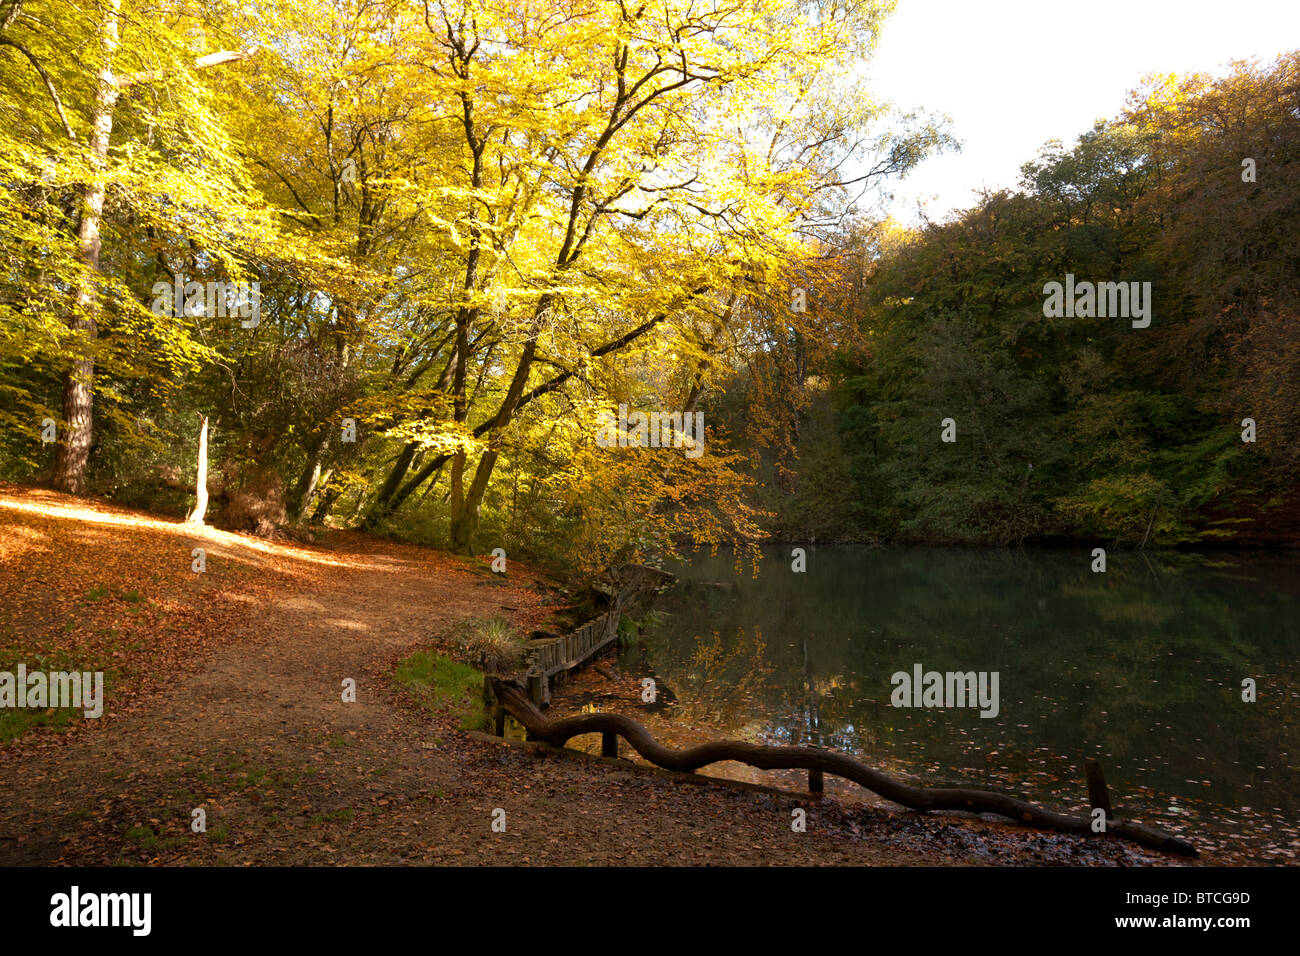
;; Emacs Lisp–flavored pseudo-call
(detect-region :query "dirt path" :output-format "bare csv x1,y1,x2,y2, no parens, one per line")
0,486,1188,866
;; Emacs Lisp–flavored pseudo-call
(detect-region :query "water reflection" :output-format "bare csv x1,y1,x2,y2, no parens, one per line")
624,546,1300,861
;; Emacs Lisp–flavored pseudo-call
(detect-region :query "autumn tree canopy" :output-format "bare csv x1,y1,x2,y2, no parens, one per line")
0,0,949,570
5,0,1290,564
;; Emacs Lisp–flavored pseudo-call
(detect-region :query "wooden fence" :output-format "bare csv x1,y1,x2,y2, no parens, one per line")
517,563,674,707
521,613,621,706
488,677,1198,857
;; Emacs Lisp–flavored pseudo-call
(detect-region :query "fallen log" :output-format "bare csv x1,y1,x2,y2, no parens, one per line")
490,677,1197,857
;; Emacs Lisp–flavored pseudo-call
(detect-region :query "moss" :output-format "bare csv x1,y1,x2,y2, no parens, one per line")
124,824,185,853
395,650,487,731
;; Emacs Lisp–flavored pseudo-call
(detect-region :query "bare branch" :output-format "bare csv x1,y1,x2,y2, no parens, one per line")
0,38,76,140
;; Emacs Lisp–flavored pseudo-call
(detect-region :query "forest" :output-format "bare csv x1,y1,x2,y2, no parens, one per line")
3,0,1300,898
754,55,1300,547
1,0,1296,578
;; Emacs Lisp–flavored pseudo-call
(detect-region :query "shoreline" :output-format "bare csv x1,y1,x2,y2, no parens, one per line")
0,484,1235,866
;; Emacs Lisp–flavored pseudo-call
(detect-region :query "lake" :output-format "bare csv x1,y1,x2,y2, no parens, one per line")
604,545,1299,862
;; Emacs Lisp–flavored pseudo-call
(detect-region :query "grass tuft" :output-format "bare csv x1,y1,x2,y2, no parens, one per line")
445,615,526,674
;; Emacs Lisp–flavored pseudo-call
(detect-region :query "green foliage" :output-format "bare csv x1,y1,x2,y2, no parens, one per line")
826,55,1300,546
617,614,639,645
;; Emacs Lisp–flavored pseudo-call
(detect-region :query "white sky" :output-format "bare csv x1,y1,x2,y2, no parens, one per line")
864,0,1300,223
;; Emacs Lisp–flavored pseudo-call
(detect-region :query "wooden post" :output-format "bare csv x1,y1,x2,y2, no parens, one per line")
809,768,824,794
528,672,545,707
602,731,618,758
1085,758,1112,818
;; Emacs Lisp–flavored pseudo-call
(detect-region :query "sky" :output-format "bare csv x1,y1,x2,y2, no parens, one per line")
863,0,1300,224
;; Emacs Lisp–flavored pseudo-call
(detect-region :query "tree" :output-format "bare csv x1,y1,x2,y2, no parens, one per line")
186,414,209,524
831,54,1299,545
0,0,257,494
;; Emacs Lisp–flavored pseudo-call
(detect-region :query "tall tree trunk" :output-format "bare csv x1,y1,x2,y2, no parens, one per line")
302,467,332,519
186,414,209,524
449,449,497,552
363,440,418,524
292,430,331,520
311,484,342,524
295,457,322,520
53,0,121,494
448,452,466,538
446,316,543,551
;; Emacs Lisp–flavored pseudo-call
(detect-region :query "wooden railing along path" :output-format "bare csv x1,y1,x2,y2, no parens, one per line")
518,564,675,706
488,676,1198,858
520,614,619,706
